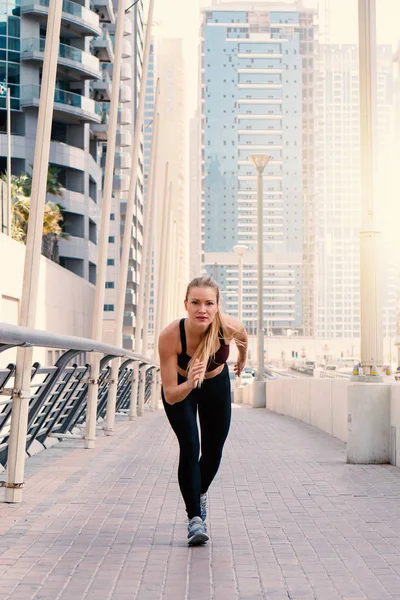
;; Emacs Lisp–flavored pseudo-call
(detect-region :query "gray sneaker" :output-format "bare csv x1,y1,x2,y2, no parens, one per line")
187,516,209,545
200,494,207,521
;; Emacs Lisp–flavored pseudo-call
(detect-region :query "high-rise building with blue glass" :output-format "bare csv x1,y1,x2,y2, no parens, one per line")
201,2,317,336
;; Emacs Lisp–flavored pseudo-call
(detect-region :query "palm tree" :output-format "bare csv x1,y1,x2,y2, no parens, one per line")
22,165,63,198
1,166,68,261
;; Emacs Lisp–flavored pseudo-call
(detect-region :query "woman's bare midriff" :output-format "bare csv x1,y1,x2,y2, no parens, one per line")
177,363,225,381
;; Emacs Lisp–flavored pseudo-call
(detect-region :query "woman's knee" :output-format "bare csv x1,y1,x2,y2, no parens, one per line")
179,435,200,462
201,445,224,466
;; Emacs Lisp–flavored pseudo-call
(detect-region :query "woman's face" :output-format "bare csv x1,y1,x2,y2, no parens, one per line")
185,286,219,330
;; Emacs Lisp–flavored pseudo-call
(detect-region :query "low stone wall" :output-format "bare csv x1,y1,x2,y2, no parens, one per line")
390,386,400,467
262,378,400,467
265,378,349,442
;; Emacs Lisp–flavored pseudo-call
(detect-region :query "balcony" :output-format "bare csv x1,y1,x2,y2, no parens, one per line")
122,39,132,59
123,18,132,36
115,151,130,170
117,129,131,147
21,38,100,81
121,62,132,81
120,85,132,104
92,68,112,101
21,85,102,125
109,19,132,38
91,25,114,63
113,173,129,191
123,314,134,328
20,0,101,37
127,267,136,284
91,0,115,24
125,289,135,307
119,107,132,126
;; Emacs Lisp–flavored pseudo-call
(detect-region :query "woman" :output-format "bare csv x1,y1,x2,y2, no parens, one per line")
158,275,248,545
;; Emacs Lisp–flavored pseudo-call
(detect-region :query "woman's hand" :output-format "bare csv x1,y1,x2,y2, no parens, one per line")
233,359,245,377
187,359,204,390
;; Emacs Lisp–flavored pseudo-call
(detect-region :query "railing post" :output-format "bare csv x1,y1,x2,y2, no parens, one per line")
129,362,139,420
151,367,158,410
104,357,120,435
137,365,146,416
84,352,100,449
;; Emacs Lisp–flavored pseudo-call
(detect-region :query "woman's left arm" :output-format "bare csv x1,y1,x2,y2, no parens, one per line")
223,314,248,376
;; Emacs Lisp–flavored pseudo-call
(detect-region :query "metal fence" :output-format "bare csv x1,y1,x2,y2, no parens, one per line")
0,322,160,469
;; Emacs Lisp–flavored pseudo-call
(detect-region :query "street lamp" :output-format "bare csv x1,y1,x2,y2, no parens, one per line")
357,0,383,377
233,244,247,323
249,155,272,406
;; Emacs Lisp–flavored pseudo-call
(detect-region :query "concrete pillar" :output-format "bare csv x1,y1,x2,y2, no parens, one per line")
253,380,266,408
347,383,390,463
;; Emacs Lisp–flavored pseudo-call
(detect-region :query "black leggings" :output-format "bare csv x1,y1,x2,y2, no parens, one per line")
162,363,232,519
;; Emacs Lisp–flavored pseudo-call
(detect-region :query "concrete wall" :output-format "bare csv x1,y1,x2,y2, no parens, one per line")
390,386,400,467
264,378,349,442
263,376,400,468
0,233,95,365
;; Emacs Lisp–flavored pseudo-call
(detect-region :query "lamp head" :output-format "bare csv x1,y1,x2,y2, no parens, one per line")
233,244,248,257
249,154,272,174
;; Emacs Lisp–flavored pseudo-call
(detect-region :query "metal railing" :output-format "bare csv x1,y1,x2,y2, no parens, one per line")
0,322,160,469
21,38,100,75
21,85,102,118
319,370,351,380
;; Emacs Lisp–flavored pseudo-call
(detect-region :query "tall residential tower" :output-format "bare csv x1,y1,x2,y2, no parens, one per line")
201,2,317,335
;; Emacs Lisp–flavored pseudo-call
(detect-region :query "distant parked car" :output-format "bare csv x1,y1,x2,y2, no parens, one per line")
243,366,256,377
325,364,337,371
240,372,255,386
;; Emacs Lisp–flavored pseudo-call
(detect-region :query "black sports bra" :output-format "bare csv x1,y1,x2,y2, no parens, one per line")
177,318,230,373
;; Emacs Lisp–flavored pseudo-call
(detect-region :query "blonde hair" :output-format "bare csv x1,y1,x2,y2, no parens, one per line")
186,276,225,386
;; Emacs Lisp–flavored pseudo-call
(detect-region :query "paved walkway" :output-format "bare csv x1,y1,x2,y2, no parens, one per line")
1,407,400,600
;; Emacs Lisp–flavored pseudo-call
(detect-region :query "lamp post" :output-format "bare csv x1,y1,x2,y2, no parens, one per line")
233,244,247,323
357,0,383,377
249,155,271,407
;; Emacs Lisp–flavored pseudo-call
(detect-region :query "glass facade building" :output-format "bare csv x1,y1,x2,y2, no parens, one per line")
201,4,317,335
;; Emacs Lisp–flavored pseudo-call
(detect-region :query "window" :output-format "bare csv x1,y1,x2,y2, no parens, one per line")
104,304,114,311
110,213,115,221
105,282,115,289
108,236,115,243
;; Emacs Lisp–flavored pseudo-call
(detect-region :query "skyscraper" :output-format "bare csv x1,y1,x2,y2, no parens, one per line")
316,44,394,340
200,2,317,335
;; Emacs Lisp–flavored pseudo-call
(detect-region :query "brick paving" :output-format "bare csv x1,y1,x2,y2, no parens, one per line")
1,406,400,599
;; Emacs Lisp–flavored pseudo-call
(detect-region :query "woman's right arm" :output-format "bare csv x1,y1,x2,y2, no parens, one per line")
158,329,204,405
